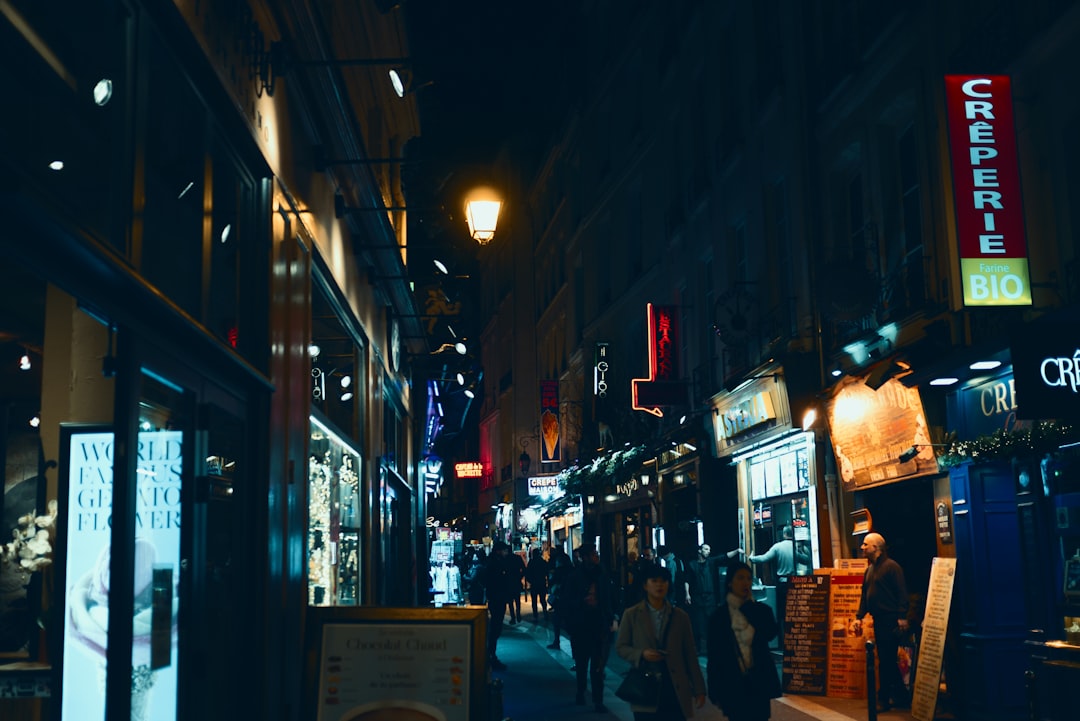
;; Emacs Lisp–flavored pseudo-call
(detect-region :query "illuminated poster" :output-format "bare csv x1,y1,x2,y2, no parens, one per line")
826,375,937,490
316,622,471,721
61,428,181,721
540,380,560,463
944,75,1031,306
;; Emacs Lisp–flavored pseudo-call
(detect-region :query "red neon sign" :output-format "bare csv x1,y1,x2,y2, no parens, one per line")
631,303,685,417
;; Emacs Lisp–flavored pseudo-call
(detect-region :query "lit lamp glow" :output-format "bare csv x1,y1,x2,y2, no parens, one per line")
464,187,502,244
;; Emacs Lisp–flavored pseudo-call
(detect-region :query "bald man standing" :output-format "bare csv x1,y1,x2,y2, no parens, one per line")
853,532,910,711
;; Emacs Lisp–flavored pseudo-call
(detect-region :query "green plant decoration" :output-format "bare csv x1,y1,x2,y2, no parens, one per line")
936,421,1080,469
558,444,650,496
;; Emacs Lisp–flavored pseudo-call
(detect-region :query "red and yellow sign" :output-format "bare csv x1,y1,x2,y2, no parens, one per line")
454,461,483,479
944,75,1031,306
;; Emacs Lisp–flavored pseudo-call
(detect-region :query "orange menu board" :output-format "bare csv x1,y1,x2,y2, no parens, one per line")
827,571,870,699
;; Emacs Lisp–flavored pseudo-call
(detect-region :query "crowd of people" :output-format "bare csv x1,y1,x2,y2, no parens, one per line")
453,527,910,720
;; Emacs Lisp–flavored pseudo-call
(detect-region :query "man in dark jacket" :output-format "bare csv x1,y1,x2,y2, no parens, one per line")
563,545,618,711
854,532,910,711
484,541,518,670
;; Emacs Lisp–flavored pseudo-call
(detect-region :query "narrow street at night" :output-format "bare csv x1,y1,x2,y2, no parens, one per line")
488,611,917,721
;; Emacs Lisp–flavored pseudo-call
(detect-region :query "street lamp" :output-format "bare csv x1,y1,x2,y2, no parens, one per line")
464,186,502,244
519,449,531,477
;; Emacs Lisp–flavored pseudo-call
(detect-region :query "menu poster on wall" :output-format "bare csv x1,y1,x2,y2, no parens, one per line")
826,572,869,699
60,427,182,721
316,622,472,721
912,558,957,721
782,572,830,694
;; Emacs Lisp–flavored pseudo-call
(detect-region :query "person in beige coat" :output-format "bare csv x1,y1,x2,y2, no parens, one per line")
616,563,707,720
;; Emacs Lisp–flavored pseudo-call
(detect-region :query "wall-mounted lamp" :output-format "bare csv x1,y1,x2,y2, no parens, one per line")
830,363,843,378
19,353,31,371
464,186,502,244
519,450,531,477
897,443,950,463
801,408,817,431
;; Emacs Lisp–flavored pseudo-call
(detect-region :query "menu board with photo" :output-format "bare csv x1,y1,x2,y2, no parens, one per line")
782,573,830,694
310,607,488,721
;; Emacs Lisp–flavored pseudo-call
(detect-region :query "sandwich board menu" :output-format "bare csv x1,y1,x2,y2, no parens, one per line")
309,606,489,721
826,571,869,698
782,572,830,694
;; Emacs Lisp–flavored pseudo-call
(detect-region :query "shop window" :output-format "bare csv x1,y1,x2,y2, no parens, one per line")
308,414,362,606
0,262,48,656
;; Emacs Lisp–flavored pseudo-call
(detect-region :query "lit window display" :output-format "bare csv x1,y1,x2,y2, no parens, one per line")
308,414,362,606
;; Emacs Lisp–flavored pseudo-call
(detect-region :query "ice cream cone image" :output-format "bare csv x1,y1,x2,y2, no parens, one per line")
68,537,178,717
541,410,559,459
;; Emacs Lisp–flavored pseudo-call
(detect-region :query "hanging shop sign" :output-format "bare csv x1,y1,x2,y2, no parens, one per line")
594,342,610,399
1011,323,1080,418
527,475,563,498
454,461,484,479
710,373,791,457
944,75,1032,307
825,375,937,489
632,303,687,417
540,380,561,463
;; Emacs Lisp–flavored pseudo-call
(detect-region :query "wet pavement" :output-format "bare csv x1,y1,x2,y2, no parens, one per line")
489,612,920,721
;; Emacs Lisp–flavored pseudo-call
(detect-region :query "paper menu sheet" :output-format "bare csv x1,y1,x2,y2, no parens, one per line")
317,623,471,721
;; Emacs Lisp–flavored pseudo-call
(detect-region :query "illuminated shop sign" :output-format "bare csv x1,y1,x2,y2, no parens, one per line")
825,375,937,489
631,304,686,417
454,461,484,479
527,475,563,498
944,75,1032,306
717,391,776,441
540,380,561,463
1011,324,1080,418
594,343,610,399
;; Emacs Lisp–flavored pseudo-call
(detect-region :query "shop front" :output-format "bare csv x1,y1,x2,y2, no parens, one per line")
594,472,656,600
710,367,825,628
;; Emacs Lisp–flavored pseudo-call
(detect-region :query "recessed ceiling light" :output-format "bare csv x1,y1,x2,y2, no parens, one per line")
454,342,466,355
434,259,449,274
969,360,1002,371
929,377,959,386
48,160,64,171
464,388,475,399
220,224,232,243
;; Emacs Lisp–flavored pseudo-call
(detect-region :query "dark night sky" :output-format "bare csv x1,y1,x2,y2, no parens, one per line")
402,0,583,168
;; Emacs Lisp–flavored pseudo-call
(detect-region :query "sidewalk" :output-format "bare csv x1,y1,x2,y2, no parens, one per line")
489,613,918,721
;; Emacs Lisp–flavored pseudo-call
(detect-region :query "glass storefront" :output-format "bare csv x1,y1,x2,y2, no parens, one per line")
307,414,362,606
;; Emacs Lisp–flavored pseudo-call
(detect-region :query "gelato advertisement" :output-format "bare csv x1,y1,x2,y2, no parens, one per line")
61,428,182,721
316,622,471,721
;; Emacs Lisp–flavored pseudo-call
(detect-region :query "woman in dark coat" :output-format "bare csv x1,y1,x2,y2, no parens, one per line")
706,561,781,721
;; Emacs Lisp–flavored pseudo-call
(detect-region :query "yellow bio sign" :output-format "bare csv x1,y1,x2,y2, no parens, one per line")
960,258,1032,305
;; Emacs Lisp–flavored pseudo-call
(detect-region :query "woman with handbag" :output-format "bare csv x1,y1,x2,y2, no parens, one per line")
706,561,782,721
616,563,706,720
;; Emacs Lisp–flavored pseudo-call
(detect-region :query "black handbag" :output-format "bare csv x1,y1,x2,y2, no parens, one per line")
615,611,672,708
615,664,663,707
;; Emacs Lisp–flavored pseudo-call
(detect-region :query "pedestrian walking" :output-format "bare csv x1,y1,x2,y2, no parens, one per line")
616,562,707,720
546,547,573,649
525,547,549,621
563,545,618,712
484,541,519,670
707,561,782,721
508,548,526,624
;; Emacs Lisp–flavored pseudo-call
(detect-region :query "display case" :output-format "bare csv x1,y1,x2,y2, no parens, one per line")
308,413,362,606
